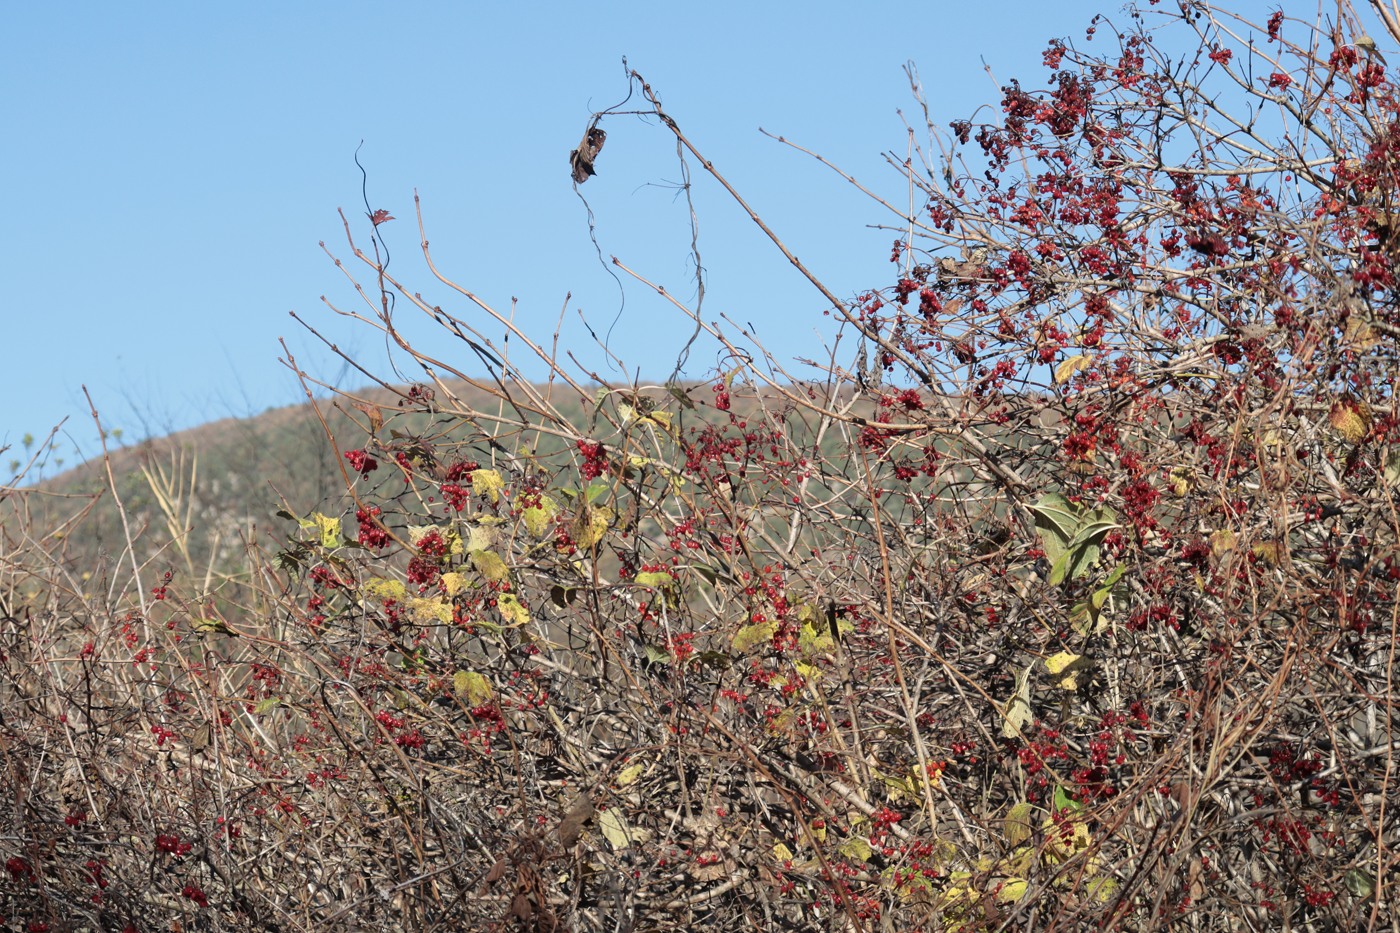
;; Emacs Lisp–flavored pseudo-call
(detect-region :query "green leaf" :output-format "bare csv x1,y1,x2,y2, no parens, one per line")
1071,562,1127,634
1030,493,1079,558
253,697,280,715
1093,562,1126,604
1052,784,1084,813
1344,868,1377,899
1032,494,1120,584
1051,514,1119,584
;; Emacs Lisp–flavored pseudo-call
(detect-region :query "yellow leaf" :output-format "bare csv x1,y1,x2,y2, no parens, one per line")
1005,801,1034,847
646,409,674,433
1054,354,1093,385
1167,466,1194,497
838,837,872,861
408,524,452,549
465,522,497,553
522,495,559,538
190,617,232,635
798,619,836,657
1001,663,1034,738
598,809,633,850
362,577,408,603
470,468,505,504
453,670,493,705
766,707,796,736
496,592,529,626
570,503,611,550
407,597,452,624
1042,814,1091,864
1330,396,1373,444
1385,451,1400,487
615,764,644,787
772,842,794,861
440,572,469,597
300,512,344,549
1208,529,1235,557
1253,540,1285,566
470,550,511,584
634,570,673,589
732,620,778,653
1044,651,1087,691
911,761,946,790
997,878,1028,903
1344,315,1381,351
878,768,920,801
1088,875,1118,903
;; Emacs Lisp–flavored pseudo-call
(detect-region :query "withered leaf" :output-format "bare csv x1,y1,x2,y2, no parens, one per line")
558,795,595,847
570,126,606,183
482,857,508,888
354,401,385,435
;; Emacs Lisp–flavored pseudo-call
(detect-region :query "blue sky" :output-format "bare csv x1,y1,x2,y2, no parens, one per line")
3,1,1293,473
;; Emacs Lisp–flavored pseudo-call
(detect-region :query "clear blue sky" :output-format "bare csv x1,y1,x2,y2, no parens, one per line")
3,1,1290,473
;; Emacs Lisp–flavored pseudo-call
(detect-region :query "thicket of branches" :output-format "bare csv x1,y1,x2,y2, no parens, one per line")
6,2,1400,929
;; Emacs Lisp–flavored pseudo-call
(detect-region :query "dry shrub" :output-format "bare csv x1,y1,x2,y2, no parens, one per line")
7,2,1400,930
